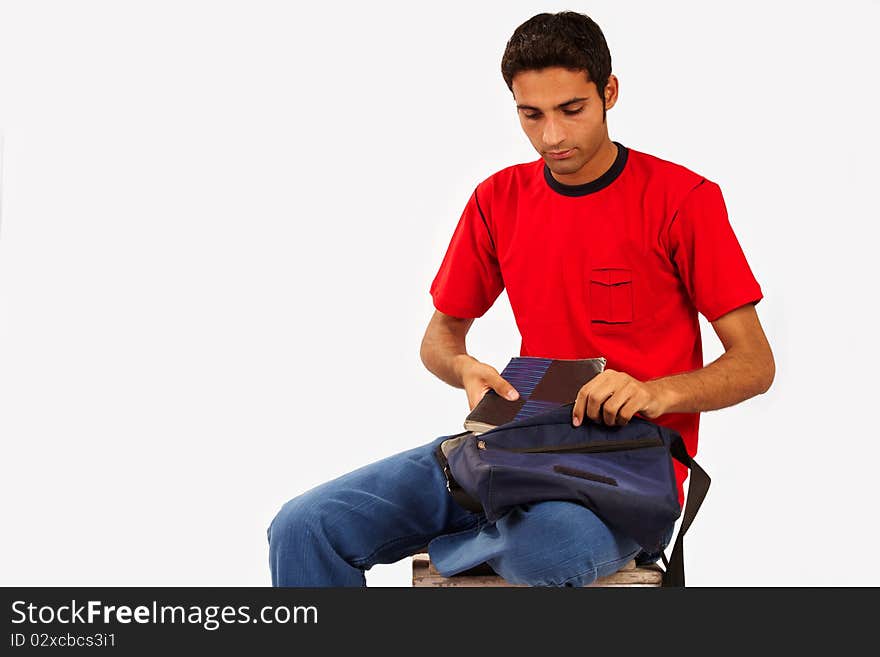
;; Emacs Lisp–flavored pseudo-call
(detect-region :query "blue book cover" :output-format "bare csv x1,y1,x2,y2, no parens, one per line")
463,356,606,434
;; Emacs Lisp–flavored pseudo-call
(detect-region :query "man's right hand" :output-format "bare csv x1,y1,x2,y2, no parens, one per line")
456,355,520,411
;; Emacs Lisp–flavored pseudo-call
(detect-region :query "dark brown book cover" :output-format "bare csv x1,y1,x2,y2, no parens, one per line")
463,356,606,434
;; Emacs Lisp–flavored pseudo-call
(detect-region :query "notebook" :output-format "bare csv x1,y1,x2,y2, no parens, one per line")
463,356,606,434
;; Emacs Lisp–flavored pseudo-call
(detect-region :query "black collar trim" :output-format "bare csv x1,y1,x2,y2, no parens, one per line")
543,141,629,197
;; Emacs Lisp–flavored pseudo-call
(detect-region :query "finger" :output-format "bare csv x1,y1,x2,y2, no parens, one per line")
466,389,479,412
603,394,623,425
470,385,490,411
576,371,613,425
587,386,614,423
572,384,587,425
604,385,635,425
615,397,641,425
493,375,519,401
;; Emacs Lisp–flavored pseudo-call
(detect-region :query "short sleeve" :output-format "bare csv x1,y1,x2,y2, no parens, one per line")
666,179,763,322
429,186,504,319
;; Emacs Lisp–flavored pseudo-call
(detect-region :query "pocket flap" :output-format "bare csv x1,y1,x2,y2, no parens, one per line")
590,267,632,286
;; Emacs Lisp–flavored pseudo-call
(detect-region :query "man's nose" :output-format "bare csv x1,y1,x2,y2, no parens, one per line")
542,117,566,148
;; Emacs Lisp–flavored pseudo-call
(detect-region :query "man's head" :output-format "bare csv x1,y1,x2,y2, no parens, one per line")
501,12,619,179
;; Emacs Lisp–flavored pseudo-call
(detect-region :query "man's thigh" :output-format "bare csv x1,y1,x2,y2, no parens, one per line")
268,433,480,567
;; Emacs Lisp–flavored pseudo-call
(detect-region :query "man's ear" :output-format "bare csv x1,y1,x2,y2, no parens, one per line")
603,74,619,111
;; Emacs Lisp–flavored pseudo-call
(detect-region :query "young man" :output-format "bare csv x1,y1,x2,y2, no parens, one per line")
267,11,775,587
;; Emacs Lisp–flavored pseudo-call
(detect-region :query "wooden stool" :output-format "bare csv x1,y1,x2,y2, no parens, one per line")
411,552,663,587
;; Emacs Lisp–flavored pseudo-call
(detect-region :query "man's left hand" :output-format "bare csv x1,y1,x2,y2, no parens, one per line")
572,369,669,427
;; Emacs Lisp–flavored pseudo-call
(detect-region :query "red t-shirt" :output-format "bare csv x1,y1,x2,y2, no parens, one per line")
429,141,763,508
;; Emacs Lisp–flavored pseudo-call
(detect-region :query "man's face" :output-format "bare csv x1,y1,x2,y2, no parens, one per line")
512,67,618,179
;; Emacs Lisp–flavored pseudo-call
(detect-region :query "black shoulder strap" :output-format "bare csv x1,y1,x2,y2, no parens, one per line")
662,435,711,587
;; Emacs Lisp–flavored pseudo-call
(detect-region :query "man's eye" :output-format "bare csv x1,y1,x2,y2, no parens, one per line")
524,108,583,120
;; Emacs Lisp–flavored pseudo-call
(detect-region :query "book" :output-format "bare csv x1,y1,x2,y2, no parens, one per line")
463,356,607,434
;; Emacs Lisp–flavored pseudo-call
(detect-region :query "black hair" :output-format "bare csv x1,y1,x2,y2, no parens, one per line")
501,11,613,121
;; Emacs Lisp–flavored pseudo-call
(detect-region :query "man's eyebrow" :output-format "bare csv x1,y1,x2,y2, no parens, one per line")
515,97,590,111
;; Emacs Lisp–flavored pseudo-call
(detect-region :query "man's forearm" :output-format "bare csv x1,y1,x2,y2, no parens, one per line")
647,346,775,415
420,323,477,389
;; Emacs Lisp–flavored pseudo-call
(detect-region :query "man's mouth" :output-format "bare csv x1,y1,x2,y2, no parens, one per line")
547,149,574,160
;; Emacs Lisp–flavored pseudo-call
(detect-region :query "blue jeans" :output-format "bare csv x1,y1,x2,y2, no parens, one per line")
267,432,675,587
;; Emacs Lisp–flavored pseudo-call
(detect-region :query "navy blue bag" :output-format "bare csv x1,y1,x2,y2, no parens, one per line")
434,401,710,587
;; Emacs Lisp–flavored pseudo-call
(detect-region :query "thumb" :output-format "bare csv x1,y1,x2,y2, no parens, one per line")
493,375,519,401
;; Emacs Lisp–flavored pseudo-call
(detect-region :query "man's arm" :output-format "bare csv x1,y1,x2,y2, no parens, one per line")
646,302,775,414
573,303,775,426
420,309,520,410
419,309,476,389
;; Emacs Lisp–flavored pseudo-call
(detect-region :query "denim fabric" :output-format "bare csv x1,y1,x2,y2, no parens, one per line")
267,433,675,587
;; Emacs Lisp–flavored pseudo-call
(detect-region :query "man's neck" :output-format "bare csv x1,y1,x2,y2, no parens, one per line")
550,139,618,186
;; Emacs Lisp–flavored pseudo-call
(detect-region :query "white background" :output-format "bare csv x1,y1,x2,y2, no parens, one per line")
1,0,878,587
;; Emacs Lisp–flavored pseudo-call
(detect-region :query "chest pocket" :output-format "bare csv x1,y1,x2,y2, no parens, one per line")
589,267,633,333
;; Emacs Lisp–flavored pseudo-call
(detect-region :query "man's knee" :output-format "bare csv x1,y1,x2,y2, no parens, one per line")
267,495,324,552
486,501,640,587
